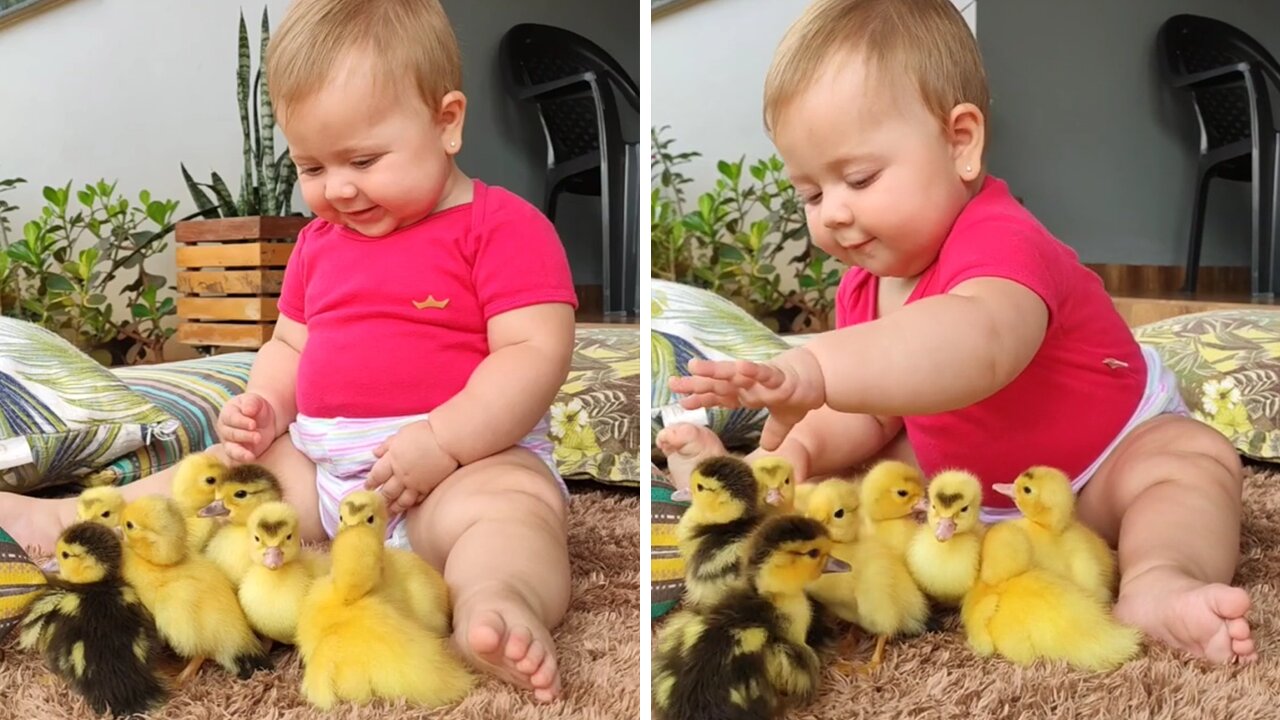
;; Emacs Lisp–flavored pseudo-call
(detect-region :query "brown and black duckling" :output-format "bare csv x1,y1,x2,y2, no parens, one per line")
18,522,166,717
677,456,766,608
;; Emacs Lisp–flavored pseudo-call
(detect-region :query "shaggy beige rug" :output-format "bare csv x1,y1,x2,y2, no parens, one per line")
657,464,1280,720
0,486,639,719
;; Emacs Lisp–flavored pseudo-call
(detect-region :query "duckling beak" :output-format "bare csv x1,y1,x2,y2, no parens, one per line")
991,483,1016,499
670,488,691,503
912,498,929,513
41,558,59,575
765,488,784,506
822,556,851,574
198,499,229,518
935,517,956,541
263,547,284,570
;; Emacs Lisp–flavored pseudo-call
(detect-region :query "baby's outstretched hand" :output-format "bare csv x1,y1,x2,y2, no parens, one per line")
667,347,826,451
217,392,277,463
366,420,459,515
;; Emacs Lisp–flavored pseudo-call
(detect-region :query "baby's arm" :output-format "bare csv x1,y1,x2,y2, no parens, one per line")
748,406,900,482
427,302,576,465
216,315,305,461
807,278,1047,416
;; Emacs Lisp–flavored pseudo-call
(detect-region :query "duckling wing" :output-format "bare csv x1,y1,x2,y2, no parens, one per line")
63,585,166,717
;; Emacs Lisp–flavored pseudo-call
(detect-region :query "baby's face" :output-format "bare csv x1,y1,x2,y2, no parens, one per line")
281,51,465,237
774,56,975,278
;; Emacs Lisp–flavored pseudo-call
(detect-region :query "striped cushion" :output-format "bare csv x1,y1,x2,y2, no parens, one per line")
650,468,687,618
0,527,46,643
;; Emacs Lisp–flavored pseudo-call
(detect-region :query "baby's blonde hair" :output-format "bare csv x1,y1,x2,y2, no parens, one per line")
267,0,462,116
763,0,989,133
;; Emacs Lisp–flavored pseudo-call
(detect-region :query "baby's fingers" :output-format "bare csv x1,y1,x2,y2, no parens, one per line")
679,392,743,411
758,416,796,452
219,426,261,447
223,441,256,464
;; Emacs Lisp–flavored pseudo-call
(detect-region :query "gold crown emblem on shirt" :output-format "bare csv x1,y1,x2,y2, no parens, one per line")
413,295,450,310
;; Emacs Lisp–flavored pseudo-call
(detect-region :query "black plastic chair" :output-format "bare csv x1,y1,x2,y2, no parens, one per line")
1158,14,1280,297
500,23,641,316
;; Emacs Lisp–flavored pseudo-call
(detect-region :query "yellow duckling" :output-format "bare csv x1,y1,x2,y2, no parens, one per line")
296,492,472,709
906,470,985,605
336,491,451,637
677,456,764,608
200,463,282,587
120,496,271,684
239,502,329,645
961,521,1141,671
75,487,125,530
752,456,796,514
18,522,166,718
805,478,927,674
858,460,925,557
992,466,1116,604
171,452,229,553
653,515,849,720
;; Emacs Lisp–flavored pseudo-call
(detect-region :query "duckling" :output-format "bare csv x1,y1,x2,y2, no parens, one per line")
17,522,166,718
677,456,765,608
805,478,928,674
992,466,1116,604
201,463,282,587
296,492,472,709
858,460,926,557
905,470,985,605
961,521,1141,671
752,456,796,514
120,496,271,684
653,515,848,720
239,502,329,645
335,491,450,637
76,487,125,530
171,452,229,553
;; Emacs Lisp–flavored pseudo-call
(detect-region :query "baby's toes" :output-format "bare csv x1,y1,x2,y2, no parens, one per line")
1232,636,1258,664
530,651,559,689
515,639,547,676
504,626,534,663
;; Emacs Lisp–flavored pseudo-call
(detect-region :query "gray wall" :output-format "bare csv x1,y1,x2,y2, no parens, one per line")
979,0,1280,266
444,0,639,285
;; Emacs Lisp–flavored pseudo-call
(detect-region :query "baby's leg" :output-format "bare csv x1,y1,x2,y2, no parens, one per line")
1075,414,1255,664
0,436,323,554
403,447,569,702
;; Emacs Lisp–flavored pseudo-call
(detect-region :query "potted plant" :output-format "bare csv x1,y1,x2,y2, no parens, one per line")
176,7,306,350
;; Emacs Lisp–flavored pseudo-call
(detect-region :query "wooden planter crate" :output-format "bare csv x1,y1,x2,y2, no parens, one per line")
175,216,309,350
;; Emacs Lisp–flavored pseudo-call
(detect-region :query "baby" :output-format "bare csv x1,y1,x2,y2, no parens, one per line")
2,0,577,701
659,0,1254,666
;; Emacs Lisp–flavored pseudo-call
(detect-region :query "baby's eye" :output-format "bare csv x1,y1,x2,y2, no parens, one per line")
896,489,908,498
234,490,248,499
833,509,845,519
297,165,323,177
847,171,880,190
205,476,216,485
802,192,822,206
351,157,380,170
101,510,110,518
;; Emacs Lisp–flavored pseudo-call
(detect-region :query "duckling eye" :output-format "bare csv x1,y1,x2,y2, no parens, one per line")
783,478,790,485
1022,486,1032,494
286,533,293,541
806,549,819,558
833,509,845,519
61,551,69,560
695,483,704,492
125,521,134,530
234,490,248,499
100,510,110,518
961,505,970,513
366,515,375,525
254,535,260,543
204,476,216,485
896,489,908,498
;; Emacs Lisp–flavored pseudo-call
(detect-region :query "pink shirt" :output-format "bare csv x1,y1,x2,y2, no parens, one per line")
835,176,1144,511
278,180,578,418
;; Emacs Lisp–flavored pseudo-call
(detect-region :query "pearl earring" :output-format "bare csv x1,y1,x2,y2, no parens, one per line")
450,141,457,148
965,164,972,173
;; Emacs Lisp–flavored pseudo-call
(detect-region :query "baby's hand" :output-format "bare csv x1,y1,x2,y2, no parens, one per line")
217,393,277,463
668,347,826,451
366,420,459,515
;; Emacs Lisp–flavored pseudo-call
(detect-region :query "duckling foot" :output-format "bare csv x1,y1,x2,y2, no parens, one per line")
1113,565,1256,665
655,423,726,500
456,588,561,702
0,493,74,557
176,656,206,686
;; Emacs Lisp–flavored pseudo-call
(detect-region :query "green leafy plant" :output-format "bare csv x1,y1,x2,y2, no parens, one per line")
181,7,296,218
2,180,184,365
651,127,841,333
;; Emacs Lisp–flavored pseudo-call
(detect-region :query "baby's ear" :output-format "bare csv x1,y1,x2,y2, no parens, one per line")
437,90,467,154
947,102,985,181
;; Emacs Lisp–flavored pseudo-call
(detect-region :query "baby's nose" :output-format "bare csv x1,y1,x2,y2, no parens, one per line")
821,201,853,229
325,181,359,202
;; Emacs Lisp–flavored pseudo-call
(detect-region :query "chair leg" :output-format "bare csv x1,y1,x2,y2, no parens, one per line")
1252,142,1278,298
1261,136,1279,297
1183,165,1213,294
544,180,562,224
601,149,630,316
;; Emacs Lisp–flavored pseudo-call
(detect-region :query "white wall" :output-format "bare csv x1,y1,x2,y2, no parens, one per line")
653,0,976,197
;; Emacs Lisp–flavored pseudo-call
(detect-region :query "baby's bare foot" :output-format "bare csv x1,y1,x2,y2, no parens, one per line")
455,586,561,702
655,423,726,500
0,492,74,556
1114,564,1256,665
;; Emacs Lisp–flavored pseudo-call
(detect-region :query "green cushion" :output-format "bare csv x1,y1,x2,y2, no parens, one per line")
0,318,177,493
0,526,46,643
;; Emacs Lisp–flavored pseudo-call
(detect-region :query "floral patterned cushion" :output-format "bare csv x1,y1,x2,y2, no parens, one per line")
550,327,640,487
1134,309,1280,461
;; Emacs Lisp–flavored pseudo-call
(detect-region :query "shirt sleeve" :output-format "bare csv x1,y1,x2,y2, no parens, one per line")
936,219,1066,318
472,193,579,320
277,222,311,323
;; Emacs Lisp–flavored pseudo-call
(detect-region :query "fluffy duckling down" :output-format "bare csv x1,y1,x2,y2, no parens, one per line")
201,463,282,587
677,455,765,609
961,521,1141,671
906,470,985,605
858,460,926,558
18,522,166,718
120,496,271,684
171,452,229,553
805,478,927,674
654,515,849,720
992,466,1116,604
335,491,451,637
76,487,125,530
752,456,796,514
296,492,472,709
239,501,329,645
